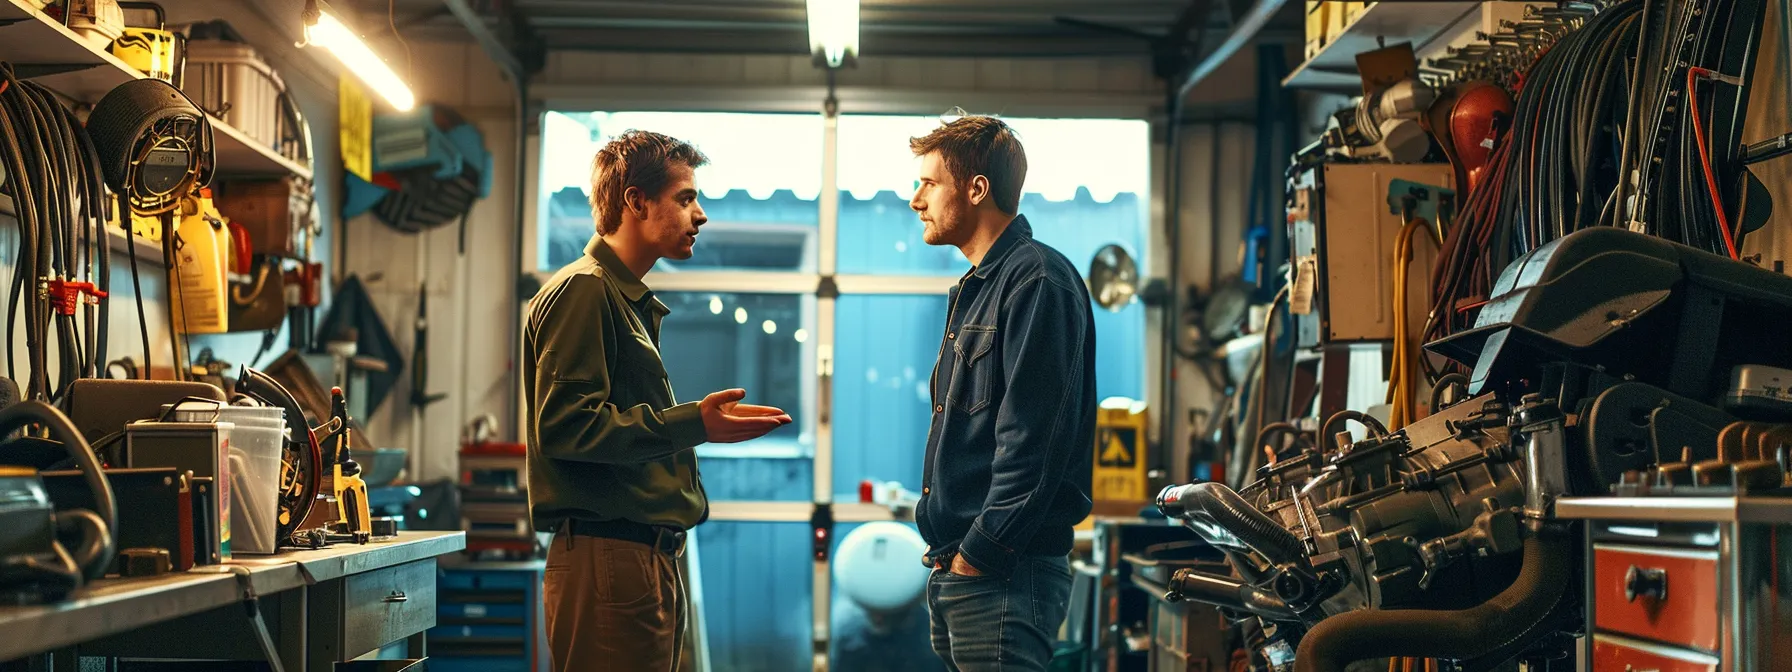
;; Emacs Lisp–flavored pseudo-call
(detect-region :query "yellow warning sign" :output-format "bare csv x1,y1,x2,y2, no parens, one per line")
339,74,372,182
1099,428,1136,468
1092,402,1148,502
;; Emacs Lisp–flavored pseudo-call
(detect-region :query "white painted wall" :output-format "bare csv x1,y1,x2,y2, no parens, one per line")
335,39,520,484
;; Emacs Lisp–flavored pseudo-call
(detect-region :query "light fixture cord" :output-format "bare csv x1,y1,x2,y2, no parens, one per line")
297,0,321,47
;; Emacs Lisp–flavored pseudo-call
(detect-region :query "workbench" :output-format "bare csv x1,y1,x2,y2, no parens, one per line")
0,531,465,671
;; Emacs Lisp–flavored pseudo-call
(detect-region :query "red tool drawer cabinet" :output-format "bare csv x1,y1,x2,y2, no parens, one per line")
1558,497,1792,672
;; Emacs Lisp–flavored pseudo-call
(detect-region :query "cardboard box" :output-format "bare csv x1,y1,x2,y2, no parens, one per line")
1305,3,1328,60
1325,2,1350,47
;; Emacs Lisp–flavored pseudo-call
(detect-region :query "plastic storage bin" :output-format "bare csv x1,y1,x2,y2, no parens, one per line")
220,405,287,434
182,40,285,155
169,403,286,555
170,404,286,431
228,424,283,554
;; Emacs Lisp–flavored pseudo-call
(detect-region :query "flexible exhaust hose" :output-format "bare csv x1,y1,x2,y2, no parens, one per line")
1170,568,1298,620
1158,482,1308,569
1293,527,1572,672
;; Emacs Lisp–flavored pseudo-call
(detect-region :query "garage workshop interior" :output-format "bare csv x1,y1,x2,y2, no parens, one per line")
5,0,1792,670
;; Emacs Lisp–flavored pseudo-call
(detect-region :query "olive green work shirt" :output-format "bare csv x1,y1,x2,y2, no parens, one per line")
524,236,709,533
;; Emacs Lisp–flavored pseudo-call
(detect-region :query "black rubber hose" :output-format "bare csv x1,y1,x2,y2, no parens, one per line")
1293,527,1573,672
1321,410,1389,446
1251,422,1301,461
0,401,116,580
1430,373,1470,411
1157,481,1308,569
57,509,110,579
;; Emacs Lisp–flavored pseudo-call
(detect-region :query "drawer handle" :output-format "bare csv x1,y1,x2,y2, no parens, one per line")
1624,565,1667,602
383,590,409,603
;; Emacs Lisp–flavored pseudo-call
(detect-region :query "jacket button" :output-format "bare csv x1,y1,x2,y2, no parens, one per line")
923,487,930,495
948,332,955,340
935,405,944,413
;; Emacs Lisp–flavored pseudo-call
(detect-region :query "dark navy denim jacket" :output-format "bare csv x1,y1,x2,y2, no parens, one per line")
918,215,1096,578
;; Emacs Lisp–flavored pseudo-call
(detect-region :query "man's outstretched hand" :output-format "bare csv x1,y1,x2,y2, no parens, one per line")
700,389,792,443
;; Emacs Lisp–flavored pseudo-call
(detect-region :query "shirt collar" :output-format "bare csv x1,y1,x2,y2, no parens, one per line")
586,236,658,307
971,214,1031,279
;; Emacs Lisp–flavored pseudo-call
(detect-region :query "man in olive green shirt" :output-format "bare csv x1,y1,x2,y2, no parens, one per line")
526,130,790,672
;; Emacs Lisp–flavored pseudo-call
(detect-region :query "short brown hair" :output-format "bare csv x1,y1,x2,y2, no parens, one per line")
589,130,709,235
909,115,1027,214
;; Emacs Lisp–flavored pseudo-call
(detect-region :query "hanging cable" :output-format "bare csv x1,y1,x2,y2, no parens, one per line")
0,66,109,402
1387,209,1435,429
1687,66,1743,259
1232,286,1290,489
120,193,152,379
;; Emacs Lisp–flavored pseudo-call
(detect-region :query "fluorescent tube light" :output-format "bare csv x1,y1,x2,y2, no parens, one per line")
307,10,416,111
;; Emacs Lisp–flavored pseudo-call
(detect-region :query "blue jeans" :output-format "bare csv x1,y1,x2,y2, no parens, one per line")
927,554,1073,671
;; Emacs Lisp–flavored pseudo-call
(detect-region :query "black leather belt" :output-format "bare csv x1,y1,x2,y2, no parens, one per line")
565,519,687,556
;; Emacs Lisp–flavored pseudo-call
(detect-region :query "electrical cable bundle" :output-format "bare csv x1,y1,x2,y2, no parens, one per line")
1424,0,1768,379
0,64,112,402
1626,0,1771,255
1426,3,1644,374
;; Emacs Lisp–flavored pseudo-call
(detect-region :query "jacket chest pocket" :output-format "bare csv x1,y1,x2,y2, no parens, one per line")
947,325,998,414
619,332,669,381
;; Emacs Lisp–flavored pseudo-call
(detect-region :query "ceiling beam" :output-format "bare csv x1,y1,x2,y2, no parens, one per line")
534,26,1298,57
440,0,529,82
539,28,1167,58
517,0,1192,12
1176,0,1292,99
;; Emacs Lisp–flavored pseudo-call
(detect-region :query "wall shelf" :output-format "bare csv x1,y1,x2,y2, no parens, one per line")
0,0,314,180
0,191,166,268
1283,2,1481,92
107,226,166,266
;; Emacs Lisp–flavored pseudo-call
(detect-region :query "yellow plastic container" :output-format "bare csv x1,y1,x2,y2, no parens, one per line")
110,27,181,84
169,192,229,334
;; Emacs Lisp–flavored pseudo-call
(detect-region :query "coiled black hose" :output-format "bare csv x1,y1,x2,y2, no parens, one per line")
1293,527,1573,672
1157,481,1308,570
0,401,115,580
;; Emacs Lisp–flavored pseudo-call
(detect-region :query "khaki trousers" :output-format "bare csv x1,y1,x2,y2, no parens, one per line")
543,532,686,671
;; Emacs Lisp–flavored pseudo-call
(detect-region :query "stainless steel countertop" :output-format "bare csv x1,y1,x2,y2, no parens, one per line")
1556,496,1792,524
0,531,465,661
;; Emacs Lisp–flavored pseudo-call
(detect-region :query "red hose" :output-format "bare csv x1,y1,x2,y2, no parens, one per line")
1687,67,1740,260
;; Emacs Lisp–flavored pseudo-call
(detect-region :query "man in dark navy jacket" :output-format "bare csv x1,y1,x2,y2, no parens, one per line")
908,114,1097,671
